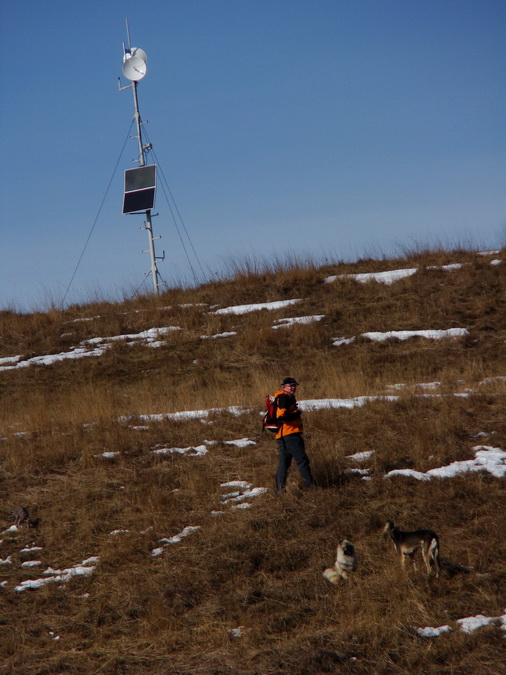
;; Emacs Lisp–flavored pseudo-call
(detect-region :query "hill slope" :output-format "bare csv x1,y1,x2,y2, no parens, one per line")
1,248,505,674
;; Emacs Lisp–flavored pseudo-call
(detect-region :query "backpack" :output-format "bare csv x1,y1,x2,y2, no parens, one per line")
263,394,279,433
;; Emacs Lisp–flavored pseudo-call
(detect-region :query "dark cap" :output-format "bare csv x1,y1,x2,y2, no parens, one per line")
282,377,299,386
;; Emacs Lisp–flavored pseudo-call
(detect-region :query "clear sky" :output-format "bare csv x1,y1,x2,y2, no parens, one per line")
1,0,504,311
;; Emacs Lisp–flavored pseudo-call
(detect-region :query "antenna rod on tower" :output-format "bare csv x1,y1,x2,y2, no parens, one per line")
125,18,132,51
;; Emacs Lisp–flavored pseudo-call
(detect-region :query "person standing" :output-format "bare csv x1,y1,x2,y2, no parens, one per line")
274,377,314,493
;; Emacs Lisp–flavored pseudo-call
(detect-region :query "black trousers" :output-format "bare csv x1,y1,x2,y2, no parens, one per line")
276,433,314,491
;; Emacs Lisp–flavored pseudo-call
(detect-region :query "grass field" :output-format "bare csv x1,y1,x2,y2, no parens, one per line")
0,247,505,674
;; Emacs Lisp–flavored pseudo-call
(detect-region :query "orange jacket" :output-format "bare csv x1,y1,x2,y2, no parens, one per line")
274,388,303,439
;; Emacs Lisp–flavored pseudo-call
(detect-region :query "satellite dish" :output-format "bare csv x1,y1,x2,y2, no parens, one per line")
130,47,147,64
122,52,147,81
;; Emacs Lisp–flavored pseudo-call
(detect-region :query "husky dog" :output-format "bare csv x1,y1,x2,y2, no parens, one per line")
383,520,440,577
323,539,358,583
3,506,37,528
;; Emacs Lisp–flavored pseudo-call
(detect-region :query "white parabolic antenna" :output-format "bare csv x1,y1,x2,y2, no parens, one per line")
122,50,147,81
130,47,147,62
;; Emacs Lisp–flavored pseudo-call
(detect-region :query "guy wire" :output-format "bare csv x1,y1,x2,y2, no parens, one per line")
61,121,134,308
144,130,206,284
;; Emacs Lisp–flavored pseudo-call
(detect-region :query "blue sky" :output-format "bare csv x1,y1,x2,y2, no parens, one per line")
1,0,504,311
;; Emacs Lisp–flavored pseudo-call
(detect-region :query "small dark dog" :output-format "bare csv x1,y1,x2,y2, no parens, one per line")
3,506,38,529
323,539,358,583
383,520,440,577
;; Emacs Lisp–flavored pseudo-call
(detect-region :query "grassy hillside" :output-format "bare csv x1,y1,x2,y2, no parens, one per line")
0,248,505,674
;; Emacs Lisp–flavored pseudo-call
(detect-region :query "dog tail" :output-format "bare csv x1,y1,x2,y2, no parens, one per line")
429,537,441,577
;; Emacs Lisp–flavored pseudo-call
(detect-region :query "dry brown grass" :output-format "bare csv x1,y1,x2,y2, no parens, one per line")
0,248,505,674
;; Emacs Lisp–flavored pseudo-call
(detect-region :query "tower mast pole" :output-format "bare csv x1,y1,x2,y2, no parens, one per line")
131,80,160,294
120,20,162,296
